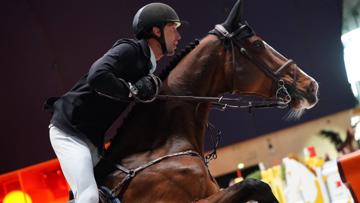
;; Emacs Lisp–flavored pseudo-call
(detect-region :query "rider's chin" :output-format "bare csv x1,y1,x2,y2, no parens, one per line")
166,50,175,56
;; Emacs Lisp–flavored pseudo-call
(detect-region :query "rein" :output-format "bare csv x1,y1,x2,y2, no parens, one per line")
96,23,294,110
157,95,289,110
147,23,295,110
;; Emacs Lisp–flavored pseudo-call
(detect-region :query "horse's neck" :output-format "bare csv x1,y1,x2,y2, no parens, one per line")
159,35,229,152
166,35,228,96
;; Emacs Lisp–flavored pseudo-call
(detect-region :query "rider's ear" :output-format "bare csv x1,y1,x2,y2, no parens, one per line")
152,26,162,38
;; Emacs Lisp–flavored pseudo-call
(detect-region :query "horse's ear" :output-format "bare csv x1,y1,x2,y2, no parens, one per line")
222,0,243,32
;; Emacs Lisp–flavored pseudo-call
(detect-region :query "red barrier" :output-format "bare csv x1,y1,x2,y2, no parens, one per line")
338,150,360,203
0,159,69,203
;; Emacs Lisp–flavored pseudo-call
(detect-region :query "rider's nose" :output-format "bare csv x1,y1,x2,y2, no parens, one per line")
177,31,181,41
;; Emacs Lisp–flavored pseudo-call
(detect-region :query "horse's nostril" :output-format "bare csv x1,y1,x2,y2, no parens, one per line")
309,81,318,94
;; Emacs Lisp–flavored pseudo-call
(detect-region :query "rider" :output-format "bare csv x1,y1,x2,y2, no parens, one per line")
45,3,181,203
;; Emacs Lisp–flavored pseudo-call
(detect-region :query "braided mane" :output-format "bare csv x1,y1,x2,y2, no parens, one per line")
159,39,200,80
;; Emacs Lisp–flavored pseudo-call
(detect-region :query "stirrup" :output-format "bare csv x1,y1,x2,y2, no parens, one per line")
99,186,121,203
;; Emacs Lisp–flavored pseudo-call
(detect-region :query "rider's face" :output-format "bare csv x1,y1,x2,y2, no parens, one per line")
163,22,181,56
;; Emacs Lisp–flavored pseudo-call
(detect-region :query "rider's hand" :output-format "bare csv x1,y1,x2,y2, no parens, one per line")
132,75,158,100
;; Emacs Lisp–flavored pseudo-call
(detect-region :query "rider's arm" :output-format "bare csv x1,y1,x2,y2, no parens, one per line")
87,43,139,98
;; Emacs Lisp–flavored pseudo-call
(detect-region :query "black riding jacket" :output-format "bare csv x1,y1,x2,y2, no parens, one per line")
48,39,153,147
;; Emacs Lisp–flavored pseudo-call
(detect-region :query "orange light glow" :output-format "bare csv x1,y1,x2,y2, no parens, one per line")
3,190,32,203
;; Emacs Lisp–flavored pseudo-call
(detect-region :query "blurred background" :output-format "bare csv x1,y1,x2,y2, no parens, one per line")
1,0,360,202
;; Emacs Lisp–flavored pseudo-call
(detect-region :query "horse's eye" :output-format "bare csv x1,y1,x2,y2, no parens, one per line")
252,41,265,49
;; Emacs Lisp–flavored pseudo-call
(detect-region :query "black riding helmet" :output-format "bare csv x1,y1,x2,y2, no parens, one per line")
132,3,181,54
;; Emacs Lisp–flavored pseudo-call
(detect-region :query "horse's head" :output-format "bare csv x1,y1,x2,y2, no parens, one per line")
216,0,318,115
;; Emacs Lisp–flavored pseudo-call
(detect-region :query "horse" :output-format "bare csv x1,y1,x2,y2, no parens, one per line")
94,0,319,202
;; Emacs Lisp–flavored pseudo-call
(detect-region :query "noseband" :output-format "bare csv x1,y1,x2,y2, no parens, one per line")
212,23,294,106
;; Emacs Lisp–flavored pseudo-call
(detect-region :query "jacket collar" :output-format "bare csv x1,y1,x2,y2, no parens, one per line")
139,39,151,60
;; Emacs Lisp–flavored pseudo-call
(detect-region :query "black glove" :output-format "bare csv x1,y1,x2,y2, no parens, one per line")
132,75,158,100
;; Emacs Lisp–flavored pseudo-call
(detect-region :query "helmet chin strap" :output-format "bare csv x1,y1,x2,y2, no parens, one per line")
156,28,168,55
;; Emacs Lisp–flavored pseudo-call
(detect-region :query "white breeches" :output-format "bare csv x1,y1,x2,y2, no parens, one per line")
49,124,100,203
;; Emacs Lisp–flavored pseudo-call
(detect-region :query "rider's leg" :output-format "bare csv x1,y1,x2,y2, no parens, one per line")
49,124,100,203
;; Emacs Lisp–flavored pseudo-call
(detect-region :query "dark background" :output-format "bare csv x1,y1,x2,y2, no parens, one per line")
0,0,356,174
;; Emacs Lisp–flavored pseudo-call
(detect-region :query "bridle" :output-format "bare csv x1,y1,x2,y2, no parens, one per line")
211,23,295,107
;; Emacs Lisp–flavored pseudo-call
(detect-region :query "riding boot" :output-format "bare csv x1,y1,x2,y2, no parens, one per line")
99,186,121,203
